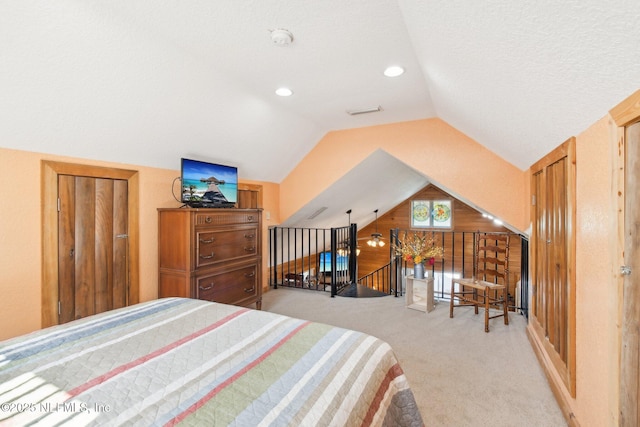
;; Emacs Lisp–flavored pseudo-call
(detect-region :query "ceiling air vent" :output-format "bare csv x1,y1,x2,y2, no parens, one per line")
346,106,382,116
307,207,328,219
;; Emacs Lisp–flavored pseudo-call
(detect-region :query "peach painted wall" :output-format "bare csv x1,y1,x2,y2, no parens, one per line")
0,147,277,341
280,118,529,232
572,115,619,425
0,148,42,340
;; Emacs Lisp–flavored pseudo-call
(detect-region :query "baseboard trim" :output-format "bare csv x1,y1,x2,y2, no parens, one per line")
526,324,580,427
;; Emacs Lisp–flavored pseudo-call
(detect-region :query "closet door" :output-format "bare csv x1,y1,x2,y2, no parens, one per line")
237,183,262,209
606,90,640,426
621,121,640,425
58,175,129,323
238,189,258,209
530,137,576,397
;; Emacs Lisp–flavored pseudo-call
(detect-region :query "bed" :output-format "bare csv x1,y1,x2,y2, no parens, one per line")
0,298,423,426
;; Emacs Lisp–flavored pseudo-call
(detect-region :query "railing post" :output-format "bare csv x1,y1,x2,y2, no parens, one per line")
520,235,529,318
348,223,357,284
330,228,337,297
270,226,278,289
390,228,402,297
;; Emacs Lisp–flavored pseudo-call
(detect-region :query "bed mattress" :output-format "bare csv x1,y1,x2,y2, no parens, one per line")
0,298,423,426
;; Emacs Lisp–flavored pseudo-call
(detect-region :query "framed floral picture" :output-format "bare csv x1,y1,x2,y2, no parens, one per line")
411,200,431,228
411,199,453,228
431,200,452,228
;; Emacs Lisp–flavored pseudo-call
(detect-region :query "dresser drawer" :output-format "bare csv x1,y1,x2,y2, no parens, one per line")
195,263,259,304
194,211,259,227
196,226,258,268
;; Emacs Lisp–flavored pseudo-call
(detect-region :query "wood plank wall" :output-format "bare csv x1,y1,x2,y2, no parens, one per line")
357,184,522,292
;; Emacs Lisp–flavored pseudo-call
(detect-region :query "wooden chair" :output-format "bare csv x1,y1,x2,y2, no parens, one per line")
449,232,510,332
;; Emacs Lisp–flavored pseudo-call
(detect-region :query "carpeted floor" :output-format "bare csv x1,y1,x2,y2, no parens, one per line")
262,287,567,427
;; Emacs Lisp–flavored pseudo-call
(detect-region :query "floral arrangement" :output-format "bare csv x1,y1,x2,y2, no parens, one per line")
394,232,444,265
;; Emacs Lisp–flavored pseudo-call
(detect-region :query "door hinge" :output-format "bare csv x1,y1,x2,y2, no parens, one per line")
57,198,61,212
58,301,61,316
115,234,128,239
531,195,536,206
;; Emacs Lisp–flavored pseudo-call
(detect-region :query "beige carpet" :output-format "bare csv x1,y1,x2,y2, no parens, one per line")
262,287,567,427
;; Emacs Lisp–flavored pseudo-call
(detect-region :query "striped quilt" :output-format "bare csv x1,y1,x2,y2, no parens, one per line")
0,298,423,426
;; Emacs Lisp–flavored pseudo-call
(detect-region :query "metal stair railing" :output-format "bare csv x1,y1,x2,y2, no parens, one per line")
356,262,394,295
269,226,528,311
269,225,357,296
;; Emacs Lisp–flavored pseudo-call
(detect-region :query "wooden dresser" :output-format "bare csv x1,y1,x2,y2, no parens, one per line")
158,208,262,309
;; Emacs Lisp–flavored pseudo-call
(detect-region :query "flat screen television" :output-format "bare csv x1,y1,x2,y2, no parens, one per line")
181,158,238,208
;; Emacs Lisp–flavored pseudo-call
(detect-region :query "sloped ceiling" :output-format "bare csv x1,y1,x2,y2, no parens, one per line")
2,1,639,228
281,150,429,229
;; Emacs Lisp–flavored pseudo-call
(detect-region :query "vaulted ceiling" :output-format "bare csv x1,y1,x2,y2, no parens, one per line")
2,1,639,228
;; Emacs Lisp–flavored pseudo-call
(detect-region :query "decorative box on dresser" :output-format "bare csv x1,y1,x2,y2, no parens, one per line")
158,208,262,309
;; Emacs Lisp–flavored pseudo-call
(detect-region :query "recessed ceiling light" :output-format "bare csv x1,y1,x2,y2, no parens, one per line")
384,65,405,77
275,87,293,97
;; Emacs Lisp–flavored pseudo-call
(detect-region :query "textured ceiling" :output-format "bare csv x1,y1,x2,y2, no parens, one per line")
2,1,639,228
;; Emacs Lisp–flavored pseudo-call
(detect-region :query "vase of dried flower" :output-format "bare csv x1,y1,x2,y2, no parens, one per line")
414,262,425,280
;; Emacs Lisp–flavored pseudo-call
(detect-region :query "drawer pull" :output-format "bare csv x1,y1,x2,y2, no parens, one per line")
200,252,215,259
244,234,255,238
199,237,216,244
244,247,255,252
205,216,213,224
244,286,255,293
245,272,256,278
199,284,213,291
247,215,254,221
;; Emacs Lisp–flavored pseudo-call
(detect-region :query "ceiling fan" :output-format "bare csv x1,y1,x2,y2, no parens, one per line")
337,209,361,256
338,209,386,254
361,209,386,247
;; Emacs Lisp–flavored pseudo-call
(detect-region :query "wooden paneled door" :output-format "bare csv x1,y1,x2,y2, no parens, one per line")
41,161,139,328
610,90,640,427
238,183,262,209
610,89,640,426
529,137,576,398
620,121,640,426
57,175,129,323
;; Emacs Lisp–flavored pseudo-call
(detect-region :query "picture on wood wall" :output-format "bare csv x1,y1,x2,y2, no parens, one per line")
411,200,432,228
431,200,452,228
411,199,453,228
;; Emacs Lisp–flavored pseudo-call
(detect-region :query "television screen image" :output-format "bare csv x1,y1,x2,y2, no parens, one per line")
318,251,348,273
181,158,238,207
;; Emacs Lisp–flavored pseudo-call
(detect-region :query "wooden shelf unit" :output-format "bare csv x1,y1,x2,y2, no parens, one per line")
405,275,435,313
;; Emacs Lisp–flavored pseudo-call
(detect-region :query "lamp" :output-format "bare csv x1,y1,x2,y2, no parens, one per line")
337,242,360,256
367,209,385,247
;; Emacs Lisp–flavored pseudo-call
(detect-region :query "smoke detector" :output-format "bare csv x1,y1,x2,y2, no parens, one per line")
270,29,294,46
